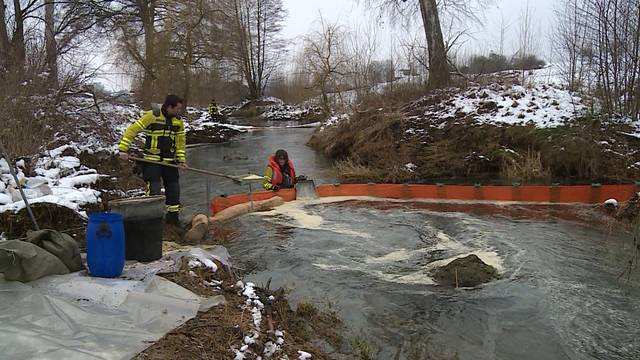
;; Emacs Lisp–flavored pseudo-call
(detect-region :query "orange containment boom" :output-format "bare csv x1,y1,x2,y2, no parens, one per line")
210,183,640,215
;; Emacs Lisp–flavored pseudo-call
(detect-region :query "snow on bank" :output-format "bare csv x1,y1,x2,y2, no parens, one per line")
319,114,350,131
262,104,323,122
1,97,253,215
431,82,586,128
188,111,254,131
60,96,141,152
231,281,308,359
0,144,102,214
317,65,625,133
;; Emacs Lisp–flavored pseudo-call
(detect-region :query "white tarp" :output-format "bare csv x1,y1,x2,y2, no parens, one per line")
0,246,230,360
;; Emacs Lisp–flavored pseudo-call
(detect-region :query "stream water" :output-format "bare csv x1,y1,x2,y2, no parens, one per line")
183,127,640,360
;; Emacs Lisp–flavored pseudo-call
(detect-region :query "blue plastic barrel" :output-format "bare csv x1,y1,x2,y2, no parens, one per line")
86,212,125,278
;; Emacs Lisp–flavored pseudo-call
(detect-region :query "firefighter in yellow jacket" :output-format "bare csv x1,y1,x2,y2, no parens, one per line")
117,95,187,225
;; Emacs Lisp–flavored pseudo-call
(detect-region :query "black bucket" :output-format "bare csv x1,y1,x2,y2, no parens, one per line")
110,196,165,262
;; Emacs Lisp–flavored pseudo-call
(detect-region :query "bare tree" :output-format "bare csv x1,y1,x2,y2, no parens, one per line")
44,0,57,87
303,16,350,114
89,0,170,107
516,1,539,65
225,0,286,100
498,13,511,56
347,17,379,96
0,0,42,75
418,0,449,88
555,0,640,119
399,27,429,83
364,0,490,89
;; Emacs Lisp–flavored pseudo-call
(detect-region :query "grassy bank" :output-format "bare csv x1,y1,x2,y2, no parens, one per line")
309,82,640,185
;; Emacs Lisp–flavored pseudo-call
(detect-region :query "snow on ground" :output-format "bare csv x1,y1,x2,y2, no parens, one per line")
60,96,142,153
319,114,350,131
318,64,625,134
0,144,102,214
262,104,323,122
231,281,301,359
434,82,587,128
187,110,254,131
1,97,254,215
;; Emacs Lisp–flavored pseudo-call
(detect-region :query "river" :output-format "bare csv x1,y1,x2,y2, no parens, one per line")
182,127,640,360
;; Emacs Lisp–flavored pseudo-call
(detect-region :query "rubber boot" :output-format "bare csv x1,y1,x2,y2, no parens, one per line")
165,211,180,225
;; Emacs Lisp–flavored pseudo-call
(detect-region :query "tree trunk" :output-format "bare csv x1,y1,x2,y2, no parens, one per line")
418,0,449,89
45,0,58,88
139,0,156,108
11,0,25,73
183,32,193,104
0,1,10,70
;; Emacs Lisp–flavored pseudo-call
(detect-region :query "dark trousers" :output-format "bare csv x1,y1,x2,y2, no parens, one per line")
143,163,180,224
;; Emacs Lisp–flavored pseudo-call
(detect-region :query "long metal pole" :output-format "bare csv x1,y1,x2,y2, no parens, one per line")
0,142,40,231
129,156,243,184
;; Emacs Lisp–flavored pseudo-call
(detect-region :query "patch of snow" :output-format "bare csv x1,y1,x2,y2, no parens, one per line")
189,111,254,132
204,279,222,287
0,158,10,174
604,199,618,207
58,174,100,188
260,96,285,105
298,351,312,360
242,282,258,299
244,332,259,345
251,307,262,327
185,248,219,272
0,193,12,205
264,342,280,357
319,113,350,131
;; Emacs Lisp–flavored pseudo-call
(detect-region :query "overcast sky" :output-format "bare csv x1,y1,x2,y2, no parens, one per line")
281,0,558,58
97,0,559,91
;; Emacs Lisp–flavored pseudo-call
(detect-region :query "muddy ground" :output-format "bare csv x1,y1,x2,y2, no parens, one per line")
135,258,344,360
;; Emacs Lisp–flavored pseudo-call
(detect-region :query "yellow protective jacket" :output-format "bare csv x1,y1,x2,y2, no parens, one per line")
208,103,220,117
118,109,186,163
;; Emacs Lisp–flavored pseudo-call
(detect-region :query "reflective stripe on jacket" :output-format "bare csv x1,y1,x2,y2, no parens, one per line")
118,110,186,163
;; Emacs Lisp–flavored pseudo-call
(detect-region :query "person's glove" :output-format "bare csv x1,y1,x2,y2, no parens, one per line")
295,175,308,182
272,185,280,192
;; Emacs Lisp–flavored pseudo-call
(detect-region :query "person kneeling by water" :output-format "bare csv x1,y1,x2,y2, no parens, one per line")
263,149,296,191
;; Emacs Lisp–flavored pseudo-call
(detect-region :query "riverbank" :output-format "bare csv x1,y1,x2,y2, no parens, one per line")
135,249,344,360
0,98,246,242
309,68,640,185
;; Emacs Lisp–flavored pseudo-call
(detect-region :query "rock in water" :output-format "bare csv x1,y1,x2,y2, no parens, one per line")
433,254,499,287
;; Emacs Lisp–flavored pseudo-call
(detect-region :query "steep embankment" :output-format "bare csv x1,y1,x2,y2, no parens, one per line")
310,69,640,184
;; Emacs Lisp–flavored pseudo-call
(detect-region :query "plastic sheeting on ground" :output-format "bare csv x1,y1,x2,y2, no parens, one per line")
0,246,231,360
